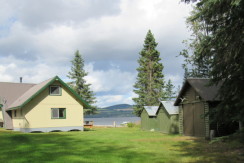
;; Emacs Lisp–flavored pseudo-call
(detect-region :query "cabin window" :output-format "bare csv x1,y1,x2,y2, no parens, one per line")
51,108,66,119
49,85,61,95
196,95,201,100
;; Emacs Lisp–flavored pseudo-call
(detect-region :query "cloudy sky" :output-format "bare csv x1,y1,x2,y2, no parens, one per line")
0,0,192,107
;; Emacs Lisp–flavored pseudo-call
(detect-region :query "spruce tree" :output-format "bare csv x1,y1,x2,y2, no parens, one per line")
164,79,175,100
133,30,165,116
67,50,97,115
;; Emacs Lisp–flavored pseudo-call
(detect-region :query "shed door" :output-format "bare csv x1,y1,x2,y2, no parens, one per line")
183,103,205,137
183,104,194,136
193,103,205,137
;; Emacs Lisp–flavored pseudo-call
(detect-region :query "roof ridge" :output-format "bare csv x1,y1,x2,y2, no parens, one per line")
0,82,36,85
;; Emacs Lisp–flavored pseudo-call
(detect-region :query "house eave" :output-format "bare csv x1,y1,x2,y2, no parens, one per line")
6,106,21,111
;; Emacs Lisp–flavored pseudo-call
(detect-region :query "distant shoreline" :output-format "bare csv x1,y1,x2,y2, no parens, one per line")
86,104,134,118
84,117,140,126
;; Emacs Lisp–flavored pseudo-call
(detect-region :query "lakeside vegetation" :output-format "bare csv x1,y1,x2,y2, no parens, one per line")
0,127,243,163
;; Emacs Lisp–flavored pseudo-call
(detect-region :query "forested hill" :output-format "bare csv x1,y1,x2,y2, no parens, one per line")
85,104,135,118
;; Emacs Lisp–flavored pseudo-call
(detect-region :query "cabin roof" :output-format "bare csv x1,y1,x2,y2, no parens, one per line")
144,106,158,116
160,101,179,114
144,101,179,116
174,78,222,106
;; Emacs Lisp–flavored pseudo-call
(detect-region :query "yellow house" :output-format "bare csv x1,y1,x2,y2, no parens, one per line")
0,76,89,132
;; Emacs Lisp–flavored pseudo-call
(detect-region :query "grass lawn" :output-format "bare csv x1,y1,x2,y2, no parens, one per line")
0,127,243,163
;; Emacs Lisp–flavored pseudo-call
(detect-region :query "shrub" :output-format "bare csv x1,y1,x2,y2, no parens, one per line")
127,122,136,128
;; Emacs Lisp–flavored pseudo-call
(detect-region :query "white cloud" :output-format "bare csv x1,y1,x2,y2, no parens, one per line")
0,56,65,83
96,93,134,108
84,63,136,93
0,0,192,107
165,74,182,86
0,0,191,61
0,64,15,82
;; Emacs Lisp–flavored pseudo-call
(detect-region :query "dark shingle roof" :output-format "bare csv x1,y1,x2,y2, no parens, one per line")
174,78,222,106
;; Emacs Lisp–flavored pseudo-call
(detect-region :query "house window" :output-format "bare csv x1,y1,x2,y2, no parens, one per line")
50,86,61,95
14,110,17,117
51,108,66,119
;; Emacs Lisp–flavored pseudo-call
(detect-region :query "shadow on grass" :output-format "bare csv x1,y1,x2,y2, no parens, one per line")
83,128,96,131
0,130,163,163
173,137,244,163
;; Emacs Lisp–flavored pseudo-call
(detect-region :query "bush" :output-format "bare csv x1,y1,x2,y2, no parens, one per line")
127,122,136,128
210,129,244,145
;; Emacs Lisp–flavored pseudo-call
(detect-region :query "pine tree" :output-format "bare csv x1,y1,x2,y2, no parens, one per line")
133,30,165,116
164,79,175,100
67,50,97,115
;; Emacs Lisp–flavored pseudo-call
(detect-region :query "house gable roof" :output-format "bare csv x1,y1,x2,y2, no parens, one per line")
1,76,90,110
0,82,35,108
174,78,222,106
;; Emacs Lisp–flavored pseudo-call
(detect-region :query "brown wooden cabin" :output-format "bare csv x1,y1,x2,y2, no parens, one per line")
174,79,222,138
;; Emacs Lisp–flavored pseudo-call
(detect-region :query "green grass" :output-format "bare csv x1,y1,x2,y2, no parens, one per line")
0,127,243,163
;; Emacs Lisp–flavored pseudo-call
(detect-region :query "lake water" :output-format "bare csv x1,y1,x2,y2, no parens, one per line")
84,117,141,126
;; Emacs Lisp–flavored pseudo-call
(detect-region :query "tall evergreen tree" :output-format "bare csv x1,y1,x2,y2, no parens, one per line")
67,50,97,115
164,79,175,100
133,30,165,116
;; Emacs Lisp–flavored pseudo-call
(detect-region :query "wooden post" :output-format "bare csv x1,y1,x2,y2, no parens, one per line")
210,130,215,140
113,121,116,128
239,121,243,131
